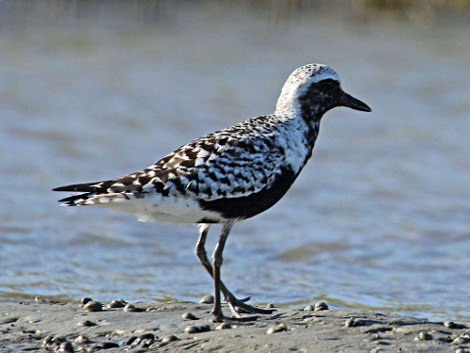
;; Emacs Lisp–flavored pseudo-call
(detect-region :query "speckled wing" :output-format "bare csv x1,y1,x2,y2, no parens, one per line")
155,125,286,201
54,116,288,210
145,117,289,200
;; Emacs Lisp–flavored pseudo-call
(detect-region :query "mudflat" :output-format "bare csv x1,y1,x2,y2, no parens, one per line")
1,297,468,352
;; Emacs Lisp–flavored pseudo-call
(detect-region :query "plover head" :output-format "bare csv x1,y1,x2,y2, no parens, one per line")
276,63,371,119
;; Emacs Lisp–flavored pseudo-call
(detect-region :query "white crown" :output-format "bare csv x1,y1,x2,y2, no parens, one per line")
276,64,340,113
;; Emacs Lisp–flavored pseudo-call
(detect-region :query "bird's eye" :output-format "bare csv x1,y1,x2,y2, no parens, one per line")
318,79,338,90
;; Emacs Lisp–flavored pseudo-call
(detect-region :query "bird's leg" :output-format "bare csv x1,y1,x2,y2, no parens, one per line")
196,224,274,318
196,224,231,297
210,219,234,322
196,224,250,305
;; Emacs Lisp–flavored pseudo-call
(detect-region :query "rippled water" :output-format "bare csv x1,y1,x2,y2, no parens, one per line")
1,2,469,322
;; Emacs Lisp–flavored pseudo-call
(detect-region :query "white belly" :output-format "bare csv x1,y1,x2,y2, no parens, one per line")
91,193,224,223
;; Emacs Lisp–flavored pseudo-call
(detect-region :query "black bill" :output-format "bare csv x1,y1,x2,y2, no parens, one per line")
338,90,372,112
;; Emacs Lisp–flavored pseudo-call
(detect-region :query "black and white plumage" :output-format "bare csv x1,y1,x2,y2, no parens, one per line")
54,63,371,322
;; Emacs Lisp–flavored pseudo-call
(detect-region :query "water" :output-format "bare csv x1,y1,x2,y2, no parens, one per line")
1,1,469,323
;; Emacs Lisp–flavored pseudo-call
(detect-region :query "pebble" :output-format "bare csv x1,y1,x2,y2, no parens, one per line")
161,335,178,343
266,303,274,309
370,348,382,353
345,318,366,327
185,324,211,334
124,304,136,312
418,331,433,341
444,321,467,329
77,320,96,327
199,295,214,304
132,333,155,348
123,304,144,312
80,297,92,306
182,312,199,320
74,335,90,343
139,333,155,340
314,301,329,311
99,342,120,349
216,322,232,330
42,336,53,347
267,323,287,334
107,299,127,309
125,336,137,345
59,341,74,352
83,301,102,312
453,335,470,345
445,321,457,329
52,336,66,345
303,305,314,311
43,336,72,351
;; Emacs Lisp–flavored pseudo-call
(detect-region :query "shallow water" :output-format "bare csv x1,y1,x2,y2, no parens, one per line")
1,1,469,322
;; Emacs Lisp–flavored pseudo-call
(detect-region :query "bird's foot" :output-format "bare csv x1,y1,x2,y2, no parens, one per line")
211,297,269,322
225,295,275,317
211,310,224,323
211,311,259,323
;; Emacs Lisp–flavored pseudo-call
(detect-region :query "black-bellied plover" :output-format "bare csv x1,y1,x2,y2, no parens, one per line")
53,63,371,322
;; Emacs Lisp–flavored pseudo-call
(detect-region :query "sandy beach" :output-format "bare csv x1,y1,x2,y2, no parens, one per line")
1,297,469,352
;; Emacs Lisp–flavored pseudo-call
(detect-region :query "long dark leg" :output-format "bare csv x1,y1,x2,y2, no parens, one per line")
211,219,234,322
196,225,250,304
196,224,274,317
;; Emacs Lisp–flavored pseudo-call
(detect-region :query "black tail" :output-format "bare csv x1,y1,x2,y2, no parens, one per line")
52,181,109,193
53,173,148,205
53,181,113,205
56,193,94,205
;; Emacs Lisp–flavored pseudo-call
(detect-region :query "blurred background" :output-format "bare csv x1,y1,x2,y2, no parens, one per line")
1,0,469,322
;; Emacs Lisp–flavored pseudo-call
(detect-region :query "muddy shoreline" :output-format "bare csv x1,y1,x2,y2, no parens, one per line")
1,297,469,352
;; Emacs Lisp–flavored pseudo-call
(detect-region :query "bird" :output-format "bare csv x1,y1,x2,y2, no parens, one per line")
53,63,371,322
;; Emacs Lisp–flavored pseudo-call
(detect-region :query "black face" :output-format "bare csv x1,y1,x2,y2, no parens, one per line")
298,79,342,120
298,78,371,121
317,78,340,92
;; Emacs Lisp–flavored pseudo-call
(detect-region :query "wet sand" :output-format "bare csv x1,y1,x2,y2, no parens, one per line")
1,297,469,352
